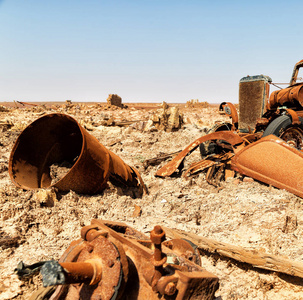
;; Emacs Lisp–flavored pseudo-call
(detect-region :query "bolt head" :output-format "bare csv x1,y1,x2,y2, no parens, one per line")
164,282,177,295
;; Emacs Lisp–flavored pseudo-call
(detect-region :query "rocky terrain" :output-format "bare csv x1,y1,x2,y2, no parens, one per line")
1,101,303,299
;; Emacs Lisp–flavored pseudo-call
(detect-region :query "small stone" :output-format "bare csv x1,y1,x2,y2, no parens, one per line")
243,177,254,183
33,188,57,207
132,204,142,217
233,179,240,185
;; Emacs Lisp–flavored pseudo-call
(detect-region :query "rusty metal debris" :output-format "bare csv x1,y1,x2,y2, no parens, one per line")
9,113,146,195
156,59,303,198
19,220,219,299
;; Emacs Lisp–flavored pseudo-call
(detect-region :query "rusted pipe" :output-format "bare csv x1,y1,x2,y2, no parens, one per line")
41,260,102,286
9,113,145,195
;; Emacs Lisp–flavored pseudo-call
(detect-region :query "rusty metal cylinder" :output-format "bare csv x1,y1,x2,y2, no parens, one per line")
9,113,144,194
269,84,303,109
60,260,102,285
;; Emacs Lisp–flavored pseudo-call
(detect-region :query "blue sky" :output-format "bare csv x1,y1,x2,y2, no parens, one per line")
1,0,303,103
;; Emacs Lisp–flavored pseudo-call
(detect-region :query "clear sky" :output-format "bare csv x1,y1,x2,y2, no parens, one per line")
1,0,303,103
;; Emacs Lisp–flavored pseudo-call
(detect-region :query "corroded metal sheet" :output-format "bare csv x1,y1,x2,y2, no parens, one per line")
231,134,303,198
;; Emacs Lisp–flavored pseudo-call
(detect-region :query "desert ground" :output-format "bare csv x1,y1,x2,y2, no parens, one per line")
1,100,303,299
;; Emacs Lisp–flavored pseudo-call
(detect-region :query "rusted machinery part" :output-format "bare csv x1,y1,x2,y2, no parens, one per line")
156,131,245,177
231,134,303,198
219,102,238,129
263,115,303,151
269,83,303,109
183,152,234,179
41,220,219,300
163,238,202,267
49,227,127,300
280,127,303,150
8,113,145,195
199,122,233,158
284,109,301,125
290,59,303,86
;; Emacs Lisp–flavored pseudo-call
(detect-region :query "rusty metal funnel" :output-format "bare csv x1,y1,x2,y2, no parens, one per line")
9,113,145,195
231,134,303,198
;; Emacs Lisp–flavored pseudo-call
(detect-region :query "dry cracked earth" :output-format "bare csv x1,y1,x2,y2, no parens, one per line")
1,102,303,300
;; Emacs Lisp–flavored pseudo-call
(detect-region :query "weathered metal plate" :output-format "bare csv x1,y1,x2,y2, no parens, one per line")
231,134,303,198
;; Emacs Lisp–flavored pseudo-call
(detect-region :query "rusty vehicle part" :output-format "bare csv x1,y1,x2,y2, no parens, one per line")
9,113,145,195
231,134,303,198
155,131,245,178
219,102,238,130
156,130,303,198
184,152,235,186
290,59,303,86
238,75,272,132
156,59,303,197
262,114,303,150
199,122,233,158
27,220,219,299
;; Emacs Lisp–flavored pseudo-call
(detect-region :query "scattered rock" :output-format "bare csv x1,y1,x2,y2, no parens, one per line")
243,177,254,183
33,189,57,207
132,204,142,217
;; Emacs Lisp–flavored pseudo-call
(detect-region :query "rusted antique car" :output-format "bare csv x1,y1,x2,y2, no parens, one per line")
156,60,303,198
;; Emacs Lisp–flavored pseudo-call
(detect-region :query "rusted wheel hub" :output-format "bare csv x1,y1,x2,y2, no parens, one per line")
280,127,303,151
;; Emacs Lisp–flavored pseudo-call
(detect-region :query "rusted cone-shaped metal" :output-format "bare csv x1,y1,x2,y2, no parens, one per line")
9,113,145,194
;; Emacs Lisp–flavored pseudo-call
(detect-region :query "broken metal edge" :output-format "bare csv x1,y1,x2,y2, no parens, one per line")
155,131,244,177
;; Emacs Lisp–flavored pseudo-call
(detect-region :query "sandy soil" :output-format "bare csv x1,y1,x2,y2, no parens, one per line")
1,102,303,299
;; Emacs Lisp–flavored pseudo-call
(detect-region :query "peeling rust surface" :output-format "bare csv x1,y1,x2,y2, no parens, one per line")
8,113,145,195
231,134,303,198
41,220,219,299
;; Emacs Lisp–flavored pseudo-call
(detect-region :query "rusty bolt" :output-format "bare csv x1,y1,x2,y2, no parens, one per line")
81,225,108,242
150,225,166,245
164,282,177,295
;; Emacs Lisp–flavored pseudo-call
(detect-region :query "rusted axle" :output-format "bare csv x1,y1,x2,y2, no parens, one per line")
42,260,102,286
